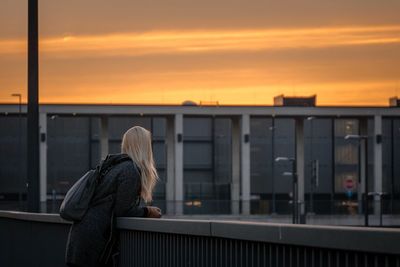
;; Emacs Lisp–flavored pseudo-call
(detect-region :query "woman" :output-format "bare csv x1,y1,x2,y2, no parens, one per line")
66,126,162,267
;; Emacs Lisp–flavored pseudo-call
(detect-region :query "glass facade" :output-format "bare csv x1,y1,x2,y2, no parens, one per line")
47,115,167,211
382,118,400,213
47,116,92,194
183,117,232,214
0,115,27,210
250,117,334,214
250,118,295,214
0,113,399,216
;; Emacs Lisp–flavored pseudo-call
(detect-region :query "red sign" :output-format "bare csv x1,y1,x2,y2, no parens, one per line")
344,178,354,190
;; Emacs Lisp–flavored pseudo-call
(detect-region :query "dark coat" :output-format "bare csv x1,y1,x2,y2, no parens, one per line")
65,154,147,267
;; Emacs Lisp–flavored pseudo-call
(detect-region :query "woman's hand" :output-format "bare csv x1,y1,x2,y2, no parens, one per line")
146,206,162,218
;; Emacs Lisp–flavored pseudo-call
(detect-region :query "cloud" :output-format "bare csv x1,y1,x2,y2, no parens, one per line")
1,25,400,58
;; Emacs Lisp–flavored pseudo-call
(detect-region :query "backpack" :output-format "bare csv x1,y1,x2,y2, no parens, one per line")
59,154,131,222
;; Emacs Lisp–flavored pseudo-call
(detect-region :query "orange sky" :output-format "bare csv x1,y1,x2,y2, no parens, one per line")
0,0,399,106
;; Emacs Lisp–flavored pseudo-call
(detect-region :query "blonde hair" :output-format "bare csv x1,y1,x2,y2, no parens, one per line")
121,126,158,203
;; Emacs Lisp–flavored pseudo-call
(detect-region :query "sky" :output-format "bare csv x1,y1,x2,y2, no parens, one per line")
0,0,399,106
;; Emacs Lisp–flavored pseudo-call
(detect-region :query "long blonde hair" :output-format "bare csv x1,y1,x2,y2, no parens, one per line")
121,126,158,203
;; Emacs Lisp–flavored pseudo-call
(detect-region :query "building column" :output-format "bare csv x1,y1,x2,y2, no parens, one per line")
231,117,240,215
100,116,109,160
174,114,184,215
166,114,184,215
241,114,251,215
295,118,305,223
39,112,47,212
373,115,383,216
166,116,175,215
358,119,368,214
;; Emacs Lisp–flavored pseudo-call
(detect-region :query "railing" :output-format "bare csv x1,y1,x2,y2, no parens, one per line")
1,210,400,267
2,197,400,218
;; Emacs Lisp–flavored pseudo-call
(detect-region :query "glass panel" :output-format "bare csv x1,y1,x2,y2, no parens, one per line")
250,117,295,214
183,117,232,214
304,118,333,214
0,115,27,210
47,116,91,194
334,119,359,194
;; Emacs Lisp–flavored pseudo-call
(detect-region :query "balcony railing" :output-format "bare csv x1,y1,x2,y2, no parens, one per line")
1,210,400,267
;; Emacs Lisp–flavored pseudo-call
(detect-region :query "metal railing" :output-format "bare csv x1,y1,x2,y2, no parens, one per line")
1,210,400,267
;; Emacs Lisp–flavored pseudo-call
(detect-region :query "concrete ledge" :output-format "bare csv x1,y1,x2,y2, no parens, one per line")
0,210,70,224
117,217,211,236
210,220,400,255
1,210,400,255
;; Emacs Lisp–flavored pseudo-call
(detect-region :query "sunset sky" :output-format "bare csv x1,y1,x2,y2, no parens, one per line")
0,0,399,106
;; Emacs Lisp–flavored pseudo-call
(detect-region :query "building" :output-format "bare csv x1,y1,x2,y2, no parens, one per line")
0,102,399,220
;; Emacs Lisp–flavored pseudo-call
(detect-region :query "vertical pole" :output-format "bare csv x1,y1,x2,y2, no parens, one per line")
100,116,109,160
295,118,305,223
241,114,251,215
231,117,240,215
39,112,47,212
166,116,175,215
18,97,23,210
211,118,216,207
390,119,394,213
310,160,315,214
364,138,369,227
27,0,40,212
310,119,314,214
88,117,92,169
292,160,297,224
174,114,184,215
380,194,383,226
373,115,383,216
359,119,368,215
331,118,335,215
271,117,276,214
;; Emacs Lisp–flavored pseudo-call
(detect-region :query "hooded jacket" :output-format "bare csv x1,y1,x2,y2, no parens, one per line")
65,154,147,267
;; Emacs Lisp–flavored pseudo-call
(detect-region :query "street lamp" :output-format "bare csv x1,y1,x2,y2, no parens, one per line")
344,134,369,226
11,93,22,210
275,157,298,224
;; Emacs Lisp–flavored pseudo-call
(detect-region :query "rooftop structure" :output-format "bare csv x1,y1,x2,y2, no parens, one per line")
390,97,400,107
273,94,317,107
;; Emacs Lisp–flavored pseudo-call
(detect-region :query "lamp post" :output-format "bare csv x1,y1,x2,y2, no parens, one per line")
27,0,40,212
345,134,369,226
11,93,22,210
275,157,297,224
